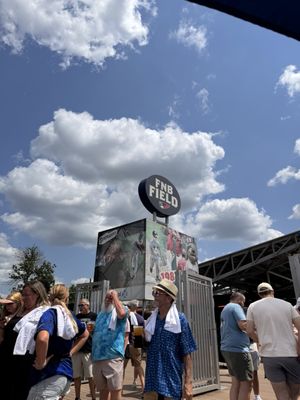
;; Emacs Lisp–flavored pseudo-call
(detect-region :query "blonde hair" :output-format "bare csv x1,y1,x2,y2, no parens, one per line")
49,284,78,334
7,291,23,303
2,291,24,320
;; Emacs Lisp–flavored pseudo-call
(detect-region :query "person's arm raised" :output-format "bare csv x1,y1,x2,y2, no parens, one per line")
111,290,126,319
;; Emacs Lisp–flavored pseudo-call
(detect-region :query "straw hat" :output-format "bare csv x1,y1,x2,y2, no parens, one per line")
153,279,178,300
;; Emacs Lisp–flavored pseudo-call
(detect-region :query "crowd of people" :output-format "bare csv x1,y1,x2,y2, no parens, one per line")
2,277,300,400
220,282,300,400
0,278,196,400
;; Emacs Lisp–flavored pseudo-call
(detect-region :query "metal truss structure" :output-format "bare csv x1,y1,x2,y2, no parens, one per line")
198,231,300,302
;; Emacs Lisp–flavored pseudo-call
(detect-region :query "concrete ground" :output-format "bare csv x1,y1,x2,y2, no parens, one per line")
64,361,274,399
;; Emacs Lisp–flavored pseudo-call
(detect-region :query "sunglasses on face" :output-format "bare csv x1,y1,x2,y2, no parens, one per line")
152,290,167,297
78,304,87,307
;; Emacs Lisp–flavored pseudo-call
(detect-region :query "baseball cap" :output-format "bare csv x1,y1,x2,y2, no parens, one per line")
257,282,273,294
126,300,139,309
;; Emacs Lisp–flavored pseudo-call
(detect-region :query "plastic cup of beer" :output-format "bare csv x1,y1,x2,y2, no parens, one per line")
133,325,143,348
86,321,95,333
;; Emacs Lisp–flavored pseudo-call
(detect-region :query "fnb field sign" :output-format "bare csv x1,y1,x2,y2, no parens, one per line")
138,175,181,217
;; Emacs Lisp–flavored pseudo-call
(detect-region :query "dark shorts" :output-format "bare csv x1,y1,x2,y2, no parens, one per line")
262,357,300,384
222,351,253,381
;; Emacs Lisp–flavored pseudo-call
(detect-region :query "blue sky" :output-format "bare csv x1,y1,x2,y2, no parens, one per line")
1,0,300,294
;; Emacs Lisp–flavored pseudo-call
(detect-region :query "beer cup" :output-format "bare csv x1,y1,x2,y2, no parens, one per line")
86,321,95,333
133,325,144,348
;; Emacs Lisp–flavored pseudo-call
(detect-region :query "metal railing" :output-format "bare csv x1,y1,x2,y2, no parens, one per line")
177,271,220,394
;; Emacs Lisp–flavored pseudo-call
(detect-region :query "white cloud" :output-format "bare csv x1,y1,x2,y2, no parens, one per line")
196,88,210,114
294,139,300,155
267,166,300,186
0,0,155,68
0,109,281,255
0,233,18,288
71,277,90,285
167,95,181,120
185,198,282,244
267,138,300,186
0,158,111,246
280,116,291,121
0,109,225,246
277,65,300,97
170,20,207,53
289,204,300,219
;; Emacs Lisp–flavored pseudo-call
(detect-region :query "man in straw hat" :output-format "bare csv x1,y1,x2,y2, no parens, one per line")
247,282,300,400
144,279,196,400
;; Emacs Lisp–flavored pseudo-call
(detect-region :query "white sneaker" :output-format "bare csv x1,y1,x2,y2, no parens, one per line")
254,395,262,400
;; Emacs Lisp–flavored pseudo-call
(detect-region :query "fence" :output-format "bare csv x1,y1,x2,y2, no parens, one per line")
177,270,220,395
74,280,110,313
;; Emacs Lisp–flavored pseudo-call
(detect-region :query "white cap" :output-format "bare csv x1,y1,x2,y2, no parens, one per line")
257,282,273,294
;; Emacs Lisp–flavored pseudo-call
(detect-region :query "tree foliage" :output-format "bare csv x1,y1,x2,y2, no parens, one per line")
68,284,77,311
9,245,56,291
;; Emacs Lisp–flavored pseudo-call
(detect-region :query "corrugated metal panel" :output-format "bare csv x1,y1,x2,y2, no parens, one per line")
177,271,220,394
74,280,110,313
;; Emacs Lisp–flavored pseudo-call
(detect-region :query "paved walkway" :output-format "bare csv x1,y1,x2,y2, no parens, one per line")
65,362,274,399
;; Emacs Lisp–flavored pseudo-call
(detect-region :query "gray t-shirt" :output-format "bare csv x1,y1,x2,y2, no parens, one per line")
247,297,300,357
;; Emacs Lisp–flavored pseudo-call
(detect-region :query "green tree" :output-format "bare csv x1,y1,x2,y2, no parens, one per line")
68,284,76,311
9,245,56,291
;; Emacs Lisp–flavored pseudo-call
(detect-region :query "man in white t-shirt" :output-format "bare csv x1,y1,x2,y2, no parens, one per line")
246,282,300,400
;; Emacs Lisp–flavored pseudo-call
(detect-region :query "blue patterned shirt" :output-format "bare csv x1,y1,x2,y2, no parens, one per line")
144,312,197,399
92,308,128,361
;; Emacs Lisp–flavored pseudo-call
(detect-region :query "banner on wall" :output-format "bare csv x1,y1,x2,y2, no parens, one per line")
145,219,198,284
94,219,146,300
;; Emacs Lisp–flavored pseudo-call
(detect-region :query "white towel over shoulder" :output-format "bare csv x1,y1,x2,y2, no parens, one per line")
13,305,50,355
52,305,76,340
164,303,181,333
129,311,138,326
108,307,118,331
144,303,181,342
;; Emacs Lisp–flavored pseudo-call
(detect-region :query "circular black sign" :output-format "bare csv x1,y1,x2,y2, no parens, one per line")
138,175,181,217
